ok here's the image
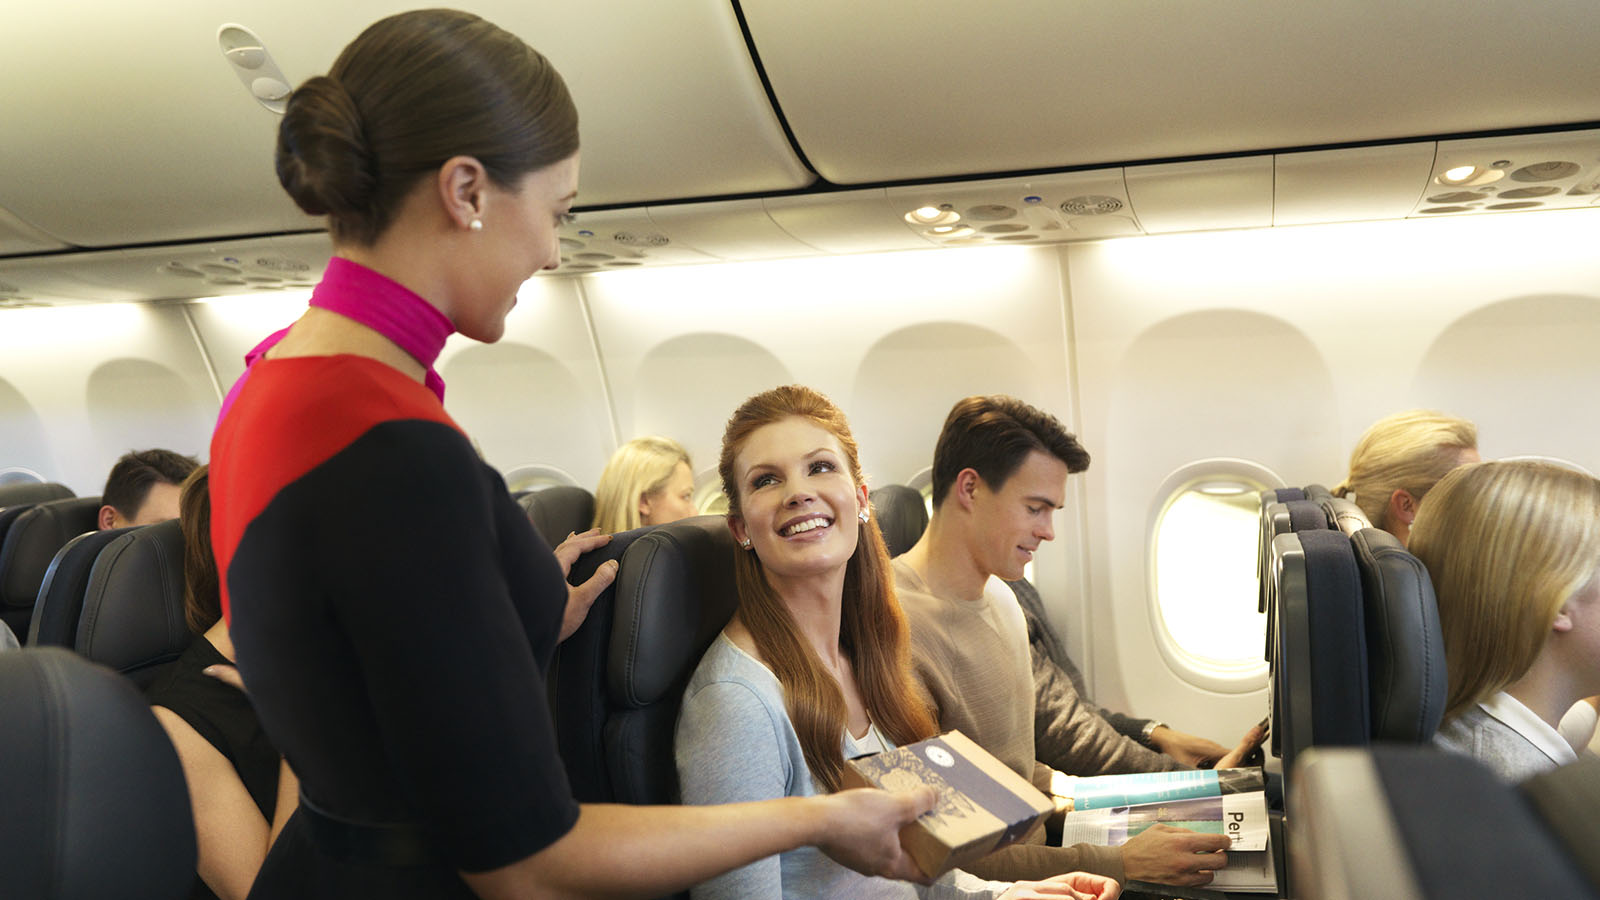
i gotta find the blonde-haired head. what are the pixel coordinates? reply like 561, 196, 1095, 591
591, 436, 692, 534
1333, 410, 1478, 536
1408, 459, 1600, 720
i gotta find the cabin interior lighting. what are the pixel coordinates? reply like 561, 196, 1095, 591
927, 224, 974, 238
1436, 165, 1505, 187
904, 206, 961, 227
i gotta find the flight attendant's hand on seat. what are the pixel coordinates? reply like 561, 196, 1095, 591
1118, 823, 1229, 886
551, 528, 616, 641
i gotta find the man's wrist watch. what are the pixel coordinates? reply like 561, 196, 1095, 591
1140, 720, 1165, 747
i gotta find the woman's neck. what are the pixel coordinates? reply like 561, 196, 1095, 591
767, 571, 847, 669
1506, 651, 1589, 729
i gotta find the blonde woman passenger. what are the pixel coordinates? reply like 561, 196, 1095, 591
593, 436, 698, 533
1409, 460, 1600, 782
1332, 409, 1479, 546
675, 385, 1119, 900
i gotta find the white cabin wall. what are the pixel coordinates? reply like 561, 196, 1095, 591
0, 303, 218, 494
1067, 206, 1600, 741
577, 245, 1086, 610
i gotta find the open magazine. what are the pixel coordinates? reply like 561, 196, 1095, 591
1054, 768, 1277, 893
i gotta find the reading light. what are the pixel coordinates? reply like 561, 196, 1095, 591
903, 205, 961, 227
927, 224, 974, 238
1436, 165, 1505, 187
1441, 165, 1478, 184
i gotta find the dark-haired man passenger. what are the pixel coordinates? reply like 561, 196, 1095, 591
97, 448, 199, 530
893, 395, 1261, 888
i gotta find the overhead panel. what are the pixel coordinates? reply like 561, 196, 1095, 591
1411, 130, 1600, 220
738, 0, 1600, 184
0, 1, 811, 248
555, 211, 719, 274
886, 170, 1140, 246
0, 234, 332, 306
646, 200, 822, 262
763, 190, 934, 255
1124, 158, 1273, 234
1274, 144, 1438, 227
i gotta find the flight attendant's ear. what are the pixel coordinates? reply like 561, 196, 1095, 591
437, 155, 489, 231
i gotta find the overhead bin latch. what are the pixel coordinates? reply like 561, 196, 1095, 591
217, 24, 293, 115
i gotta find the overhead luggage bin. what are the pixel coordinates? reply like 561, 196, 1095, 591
0, 1, 812, 248
738, 0, 1600, 184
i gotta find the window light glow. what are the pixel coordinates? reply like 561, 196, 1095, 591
1154, 488, 1267, 666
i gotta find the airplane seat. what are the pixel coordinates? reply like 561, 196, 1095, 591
0, 647, 196, 900
1291, 746, 1599, 899
0, 503, 42, 575
517, 485, 596, 547
870, 483, 928, 558
27, 526, 136, 647
548, 522, 659, 803
605, 516, 739, 809
0, 496, 102, 642
1320, 495, 1372, 536
74, 519, 190, 688
1269, 488, 1307, 502
1302, 483, 1335, 505
1269, 528, 1368, 784
1349, 528, 1446, 743
0, 481, 75, 507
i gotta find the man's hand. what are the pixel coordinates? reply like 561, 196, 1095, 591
1147, 726, 1230, 768
553, 528, 616, 642
1213, 722, 1268, 770
1000, 872, 1122, 899
814, 787, 938, 884
1119, 824, 1229, 886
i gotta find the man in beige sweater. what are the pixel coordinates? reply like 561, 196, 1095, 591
893, 394, 1237, 889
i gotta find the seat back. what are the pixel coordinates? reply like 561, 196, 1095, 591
605, 517, 740, 807
0, 497, 102, 640
0, 647, 196, 900
0, 481, 74, 507
1349, 528, 1446, 742
1291, 746, 1598, 899
1269, 528, 1368, 781
518, 485, 597, 546
870, 484, 927, 558
75, 519, 190, 688
28, 527, 136, 647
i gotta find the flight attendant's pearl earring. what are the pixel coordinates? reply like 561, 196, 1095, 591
468, 219, 483, 232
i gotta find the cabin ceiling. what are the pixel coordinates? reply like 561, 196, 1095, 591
1, 0, 1598, 303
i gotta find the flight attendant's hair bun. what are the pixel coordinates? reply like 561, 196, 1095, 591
275, 75, 376, 221
269, 9, 578, 248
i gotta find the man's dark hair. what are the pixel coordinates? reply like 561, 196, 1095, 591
102, 449, 199, 520
930, 396, 1090, 507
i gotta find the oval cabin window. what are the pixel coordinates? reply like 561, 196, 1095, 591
1147, 460, 1279, 692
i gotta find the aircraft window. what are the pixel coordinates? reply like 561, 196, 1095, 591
1148, 459, 1279, 692
502, 464, 580, 494
0, 467, 46, 486
693, 467, 728, 516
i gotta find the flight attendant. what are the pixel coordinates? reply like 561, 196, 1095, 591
209, 10, 935, 898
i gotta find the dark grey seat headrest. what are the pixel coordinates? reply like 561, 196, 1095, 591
518, 486, 597, 547
1349, 528, 1446, 742
0, 497, 103, 639
608, 516, 738, 709
1283, 498, 1330, 532
76, 519, 190, 688
0, 481, 75, 507
28, 527, 136, 647
0, 647, 196, 900
1322, 495, 1373, 536
871, 484, 928, 558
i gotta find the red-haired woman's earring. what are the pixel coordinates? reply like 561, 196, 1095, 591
740, 538, 752, 550
858, 510, 869, 524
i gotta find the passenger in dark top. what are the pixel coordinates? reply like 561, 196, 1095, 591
207, 10, 938, 899
147, 465, 298, 900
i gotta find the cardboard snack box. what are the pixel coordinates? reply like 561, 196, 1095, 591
843, 730, 1053, 878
